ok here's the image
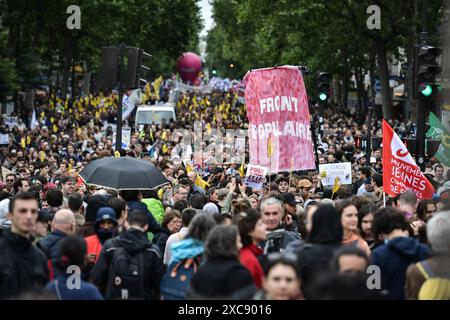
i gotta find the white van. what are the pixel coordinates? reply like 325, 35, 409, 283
135, 103, 176, 126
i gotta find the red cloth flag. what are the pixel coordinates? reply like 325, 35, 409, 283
382, 120, 434, 199
244, 66, 315, 172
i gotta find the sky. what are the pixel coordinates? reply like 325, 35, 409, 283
199, 0, 214, 38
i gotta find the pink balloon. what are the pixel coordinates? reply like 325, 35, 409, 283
176, 52, 202, 83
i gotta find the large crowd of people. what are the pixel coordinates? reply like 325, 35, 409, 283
1, 86, 450, 300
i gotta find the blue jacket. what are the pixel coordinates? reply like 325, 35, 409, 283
371, 237, 430, 299
170, 238, 204, 266
127, 201, 162, 234
46, 275, 103, 300
39, 230, 69, 273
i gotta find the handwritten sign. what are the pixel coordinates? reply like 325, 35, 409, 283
318, 162, 352, 186
244, 164, 268, 191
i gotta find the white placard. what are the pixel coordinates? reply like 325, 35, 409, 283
0, 134, 9, 145
244, 164, 268, 191
318, 162, 352, 186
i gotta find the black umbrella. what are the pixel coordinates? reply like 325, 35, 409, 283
79, 157, 169, 190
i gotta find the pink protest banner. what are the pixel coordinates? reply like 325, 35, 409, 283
244, 66, 315, 172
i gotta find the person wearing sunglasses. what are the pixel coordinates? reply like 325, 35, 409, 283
253, 252, 303, 300
4, 173, 16, 195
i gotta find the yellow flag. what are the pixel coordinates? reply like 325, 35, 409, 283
239, 159, 245, 178
267, 135, 273, 158
53, 124, 58, 133
21, 137, 26, 149
162, 144, 168, 154
26, 136, 31, 145
77, 127, 82, 136
150, 130, 154, 141
50, 117, 55, 123
40, 151, 45, 162
161, 131, 167, 140
185, 163, 194, 173
114, 151, 120, 158
332, 176, 341, 194
195, 175, 209, 189
68, 162, 72, 173
153, 76, 163, 100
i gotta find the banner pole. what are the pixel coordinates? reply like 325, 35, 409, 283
383, 192, 386, 207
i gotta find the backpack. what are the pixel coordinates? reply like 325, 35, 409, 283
105, 243, 160, 300
416, 260, 450, 300
264, 229, 300, 254
160, 255, 202, 300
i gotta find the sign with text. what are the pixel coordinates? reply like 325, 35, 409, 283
244, 164, 268, 191
318, 162, 352, 186
244, 66, 315, 173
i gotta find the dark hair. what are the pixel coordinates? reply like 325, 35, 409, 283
234, 208, 261, 247
416, 199, 436, 222
371, 173, 383, 188
45, 188, 63, 207
12, 178, 28, 193
107, 197, 127, 221
358, 204, 377, 238
213, 213, 232, 224
9, 192, 38, 213
263, 252, 301, 279
181, 208, 197, 227
68, 193, 83, 212
56, 236, 86, 271
207, 187, 219, 199
331, 246, 369, 272
205, 225, 240, 260
106, 189, 118, 198
127, 209, 148, 228
119, 190, 140, 202
162, 210, 182, 229
358, 167, 372, 178
435, 164, 444, 172
336, 199, 357, 217
372, 207, 409, 238
186, 213, 216, 242
188, 193, 207, 209
173, 200, 188, 213
60, 175, 75, 185
275, 176, 289, 185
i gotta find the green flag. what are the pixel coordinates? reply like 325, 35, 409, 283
427, 112, 450, 166
427, 112, 446, 140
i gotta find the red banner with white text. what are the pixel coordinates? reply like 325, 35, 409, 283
382, 120, 434, 199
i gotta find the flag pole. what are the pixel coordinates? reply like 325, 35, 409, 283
288, 157, 294, 191
383, 192, 386, 207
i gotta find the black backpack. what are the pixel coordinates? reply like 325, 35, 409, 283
105, 242, 160, 300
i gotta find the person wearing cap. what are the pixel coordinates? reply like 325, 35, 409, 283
84, 207, 118, 265
297, 179, 312, 201
280, 192, 301, 233
39, 209, 76, 273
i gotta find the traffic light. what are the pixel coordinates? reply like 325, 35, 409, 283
413, 44, 442, 98
124, 47, 151, 89
317, 72, 331, 102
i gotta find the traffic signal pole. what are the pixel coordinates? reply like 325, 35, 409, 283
416, 32, 428, 171
116, 43, 126, 151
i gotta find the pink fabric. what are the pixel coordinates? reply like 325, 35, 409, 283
244, 66, 315, 173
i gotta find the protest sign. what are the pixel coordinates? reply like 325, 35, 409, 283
244, 164, 268, 191
318, 162, 352, 186
244, 65, 315, 172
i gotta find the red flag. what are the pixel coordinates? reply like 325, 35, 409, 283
382, 120, 434, 199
